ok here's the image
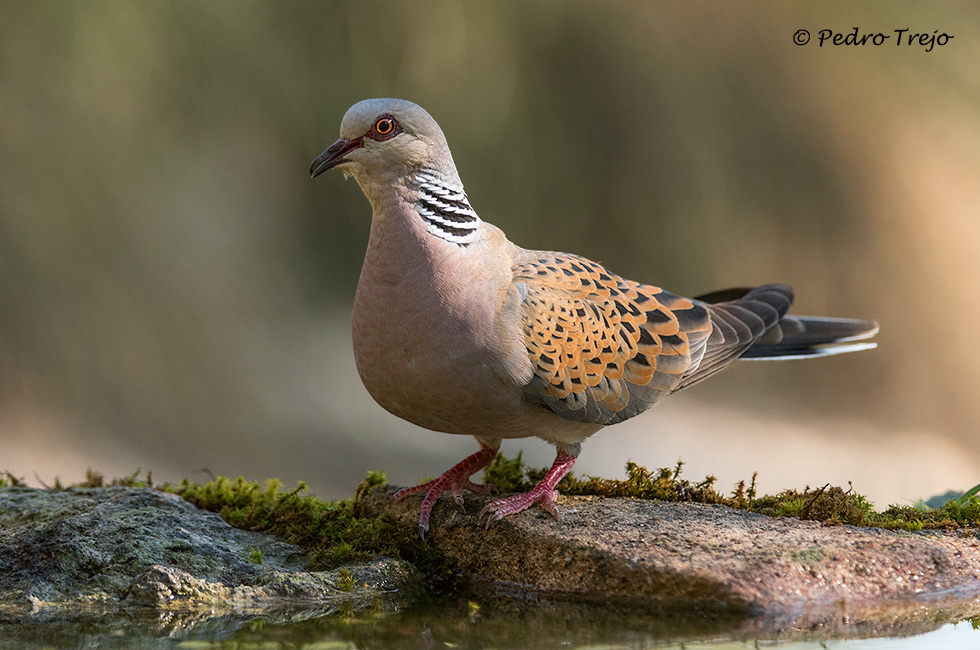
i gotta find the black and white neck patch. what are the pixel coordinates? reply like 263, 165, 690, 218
414, 170, 481, 246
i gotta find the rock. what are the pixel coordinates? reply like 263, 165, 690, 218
0, 486, 421, 613
3, 483, 979, 642
361, 487, 980, 632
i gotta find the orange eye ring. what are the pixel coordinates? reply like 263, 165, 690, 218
366, 114, 400, 141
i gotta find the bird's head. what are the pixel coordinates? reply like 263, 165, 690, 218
310, 98, 461, 192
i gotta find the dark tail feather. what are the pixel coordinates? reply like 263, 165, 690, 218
740, 315, 879, 360
693, 285, 879, 361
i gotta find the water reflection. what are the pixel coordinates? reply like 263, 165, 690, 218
0, 597, 977, 650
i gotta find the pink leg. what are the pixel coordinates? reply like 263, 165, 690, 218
480, 450, 576, 524
394, 443, 497, 538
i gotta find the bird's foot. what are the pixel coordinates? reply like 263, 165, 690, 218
480, 486, 561, 524
479, 449, 576, 526
394, 443, 498, 539
395, 477, 493, 506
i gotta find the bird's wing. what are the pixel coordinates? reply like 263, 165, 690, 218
512, 252, 713, 425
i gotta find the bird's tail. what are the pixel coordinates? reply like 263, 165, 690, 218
740, 315, 879, 360
693, 286, 879, 361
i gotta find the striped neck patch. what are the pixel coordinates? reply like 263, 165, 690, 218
414, 170, 481, 246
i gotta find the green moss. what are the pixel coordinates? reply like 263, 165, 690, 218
157, 472, 455, 582
483, 454, 730, 505
75, 468, 152, 489
553, 460, 726, 505
163, 475, 383, 570
481, 454, 980, 532
335, 569, 357, 591
750, 485, 872, 526
482, 451, 530, 493
1, 472, 25, 487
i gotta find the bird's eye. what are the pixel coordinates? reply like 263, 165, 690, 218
365, 114, 400, 142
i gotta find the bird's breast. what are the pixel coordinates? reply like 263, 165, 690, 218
350, 225, 527, 436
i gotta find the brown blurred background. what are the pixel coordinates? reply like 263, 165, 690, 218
1, 1, 977, 508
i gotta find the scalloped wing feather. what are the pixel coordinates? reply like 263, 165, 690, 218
515, 253, 714, 425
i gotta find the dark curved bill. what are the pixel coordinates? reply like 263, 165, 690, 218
310, 137, 362, 177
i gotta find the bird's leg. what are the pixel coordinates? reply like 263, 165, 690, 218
394, 441, 499, 538
480, 449, 576, 524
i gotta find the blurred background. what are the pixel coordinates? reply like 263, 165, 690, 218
1, 1, 977, 508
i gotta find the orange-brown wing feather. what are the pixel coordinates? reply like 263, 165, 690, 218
513, 253, 712, 425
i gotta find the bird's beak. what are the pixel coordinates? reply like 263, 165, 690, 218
310, 137, 363, 178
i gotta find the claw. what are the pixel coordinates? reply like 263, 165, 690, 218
480, 506, 504, 528
475, 452, 576, 524
540, 489, 560, 518
451, 481, 467, 508
396, 444, 499, 538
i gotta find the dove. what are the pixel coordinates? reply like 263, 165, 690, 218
310, 98, 878, 537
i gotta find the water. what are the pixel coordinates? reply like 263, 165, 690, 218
1, 598, 977, 650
